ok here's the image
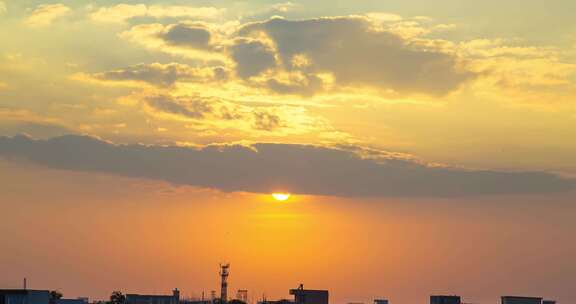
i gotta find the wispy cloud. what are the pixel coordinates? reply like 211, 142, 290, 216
73, 63, 225, 87
25, 3, 71, 28
137, 94, 326, 135
0, 107, 71, 138
0, 1, 6, 15
90, 4, 225, 23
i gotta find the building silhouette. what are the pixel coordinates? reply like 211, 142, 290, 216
125, 289, 180, 304
257, 299, 293, 304
55, 299, 88, 304
500, 296, 559, 304
431, 295, 461, 304
289, 285, 328, 304
0, 280, 561, 304
0, 289, 50, 304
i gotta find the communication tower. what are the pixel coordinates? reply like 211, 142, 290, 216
220, 264, 230, 304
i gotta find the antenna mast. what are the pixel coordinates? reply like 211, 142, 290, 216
220, 264, 230, 304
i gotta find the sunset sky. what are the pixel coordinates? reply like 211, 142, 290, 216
1, 1, 576, 304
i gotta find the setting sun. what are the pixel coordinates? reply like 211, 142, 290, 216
272, 193, 291, 201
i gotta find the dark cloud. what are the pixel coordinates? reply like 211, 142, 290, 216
146, 95, 213, 119
142, 95, 287, 131
90, 63, 201, 87
0, 135, 573, 198
212, 66, 229, 81
219, 106, 243, 120
160, 23, 212, 49
84, 63, 230, 87
253, 111, 282, 131
266, 74, 323, 95
229, 38, 277, 78
239, 16, 473, 95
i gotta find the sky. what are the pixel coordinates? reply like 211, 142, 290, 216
1, 0, 576, 303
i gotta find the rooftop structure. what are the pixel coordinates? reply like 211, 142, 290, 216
125, 289, 180, 304
501, 296, 543, 304
430, 295, 461, 304
289, 285, 328, 304
0, 289, 50, 304
257, 299, 293, 304
55, 299, 88, 304
181, 300, 211, 304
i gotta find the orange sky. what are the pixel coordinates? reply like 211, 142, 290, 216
1, 161, 575, 304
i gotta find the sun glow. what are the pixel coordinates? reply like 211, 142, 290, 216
272, 193, 291, 201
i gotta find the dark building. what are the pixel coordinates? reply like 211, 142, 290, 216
542, 301, 556, 304
289, 285, 328, 304
55, 299, 88, 304
181, 300, 211, 304
125, 289, 180, 304
501, 297, 542, 304
374, 299, 388, 304
0, 289, 50, 304
258, 300, 294, 304
430, 296, 461, 304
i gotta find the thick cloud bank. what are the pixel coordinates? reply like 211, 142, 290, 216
0, 135, 573, 197
237, 17, 472, 95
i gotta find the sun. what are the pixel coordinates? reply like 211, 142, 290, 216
271, 193, 291, 201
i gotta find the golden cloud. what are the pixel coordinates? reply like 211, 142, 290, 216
25, 3, 71, 28
137, 93, 336, 136
457, 39, 576, 106
119, 23, 229, 61
0, 107, 72, 138
90, 4, 225, 23
117, 15, 473, 96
